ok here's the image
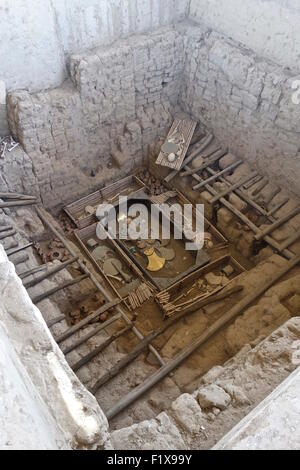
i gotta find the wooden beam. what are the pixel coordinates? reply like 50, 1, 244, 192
55, 298, 121, 344
254, 206, 300, 241
46, 315, 66, 328
192, 160, 242, 190
31, 273, 89, 304
0, 200, 36, 208
0, 192, 36, 201
72, 324, 132, 372
180, 148, 227, 177
62, 313, 121, 355
19, 264, 48, 280
164, 133, 214, 183
91, 285, 243, 394
210, 172, 258, 205
106, 253, 300, 420
23, 257, 78, 288
7, 243, 33, 256
0, 229, 16, 240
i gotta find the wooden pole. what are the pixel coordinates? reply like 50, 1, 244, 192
106, 253, 300, 420
55, 298, 121, 344
91, 285, 243, 394
62, 313, 121, 355
278, 231, 300, 252
35, 207, 165, 366
254, 206, 300, 241
46, 315, 66, 328
180, 148, 227, 177
7, 243, 33, 256
0, 200, 36, 208
19, 264, 48, 279
23, 256, 78, 288
210, 172, 258, 204
0, 192, 36, 200
192, 160, 242, 190
266, 197, 289, 217
0, 225, 13, 233
31, 273, 89, 304
0, 229, 16, 240
187, 165, 294, 259
72, 324, 133, 372
164, 134, 214, 183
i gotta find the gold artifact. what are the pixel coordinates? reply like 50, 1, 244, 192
144, 247, 166, 272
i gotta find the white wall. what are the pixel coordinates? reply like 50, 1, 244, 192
189, 0, 300, 71
0, 0, 189, 92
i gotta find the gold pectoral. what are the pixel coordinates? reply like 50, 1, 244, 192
144, 247, 166, 272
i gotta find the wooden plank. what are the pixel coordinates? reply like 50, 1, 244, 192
156, 118, 197, 170
106, 253, 300, 420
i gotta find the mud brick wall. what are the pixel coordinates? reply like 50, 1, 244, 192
179, 24, 300, 197
6, 27, 184, 208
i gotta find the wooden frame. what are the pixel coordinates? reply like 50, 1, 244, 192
64, 175, 146, 229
